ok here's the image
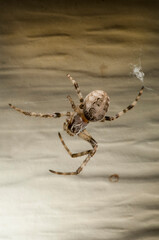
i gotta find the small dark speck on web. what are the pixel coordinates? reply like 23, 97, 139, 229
109, 174, 119, 183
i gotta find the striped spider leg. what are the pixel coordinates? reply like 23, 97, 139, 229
67, 74, 84, 109
8, 103, 72, 118
67, 74, 84, 103
104, 86, 144, 121
49, 130, 98, 175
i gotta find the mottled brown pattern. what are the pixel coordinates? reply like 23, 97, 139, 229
83, 90, 110, 122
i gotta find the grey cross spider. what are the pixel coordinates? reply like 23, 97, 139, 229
9, 74, 144, 175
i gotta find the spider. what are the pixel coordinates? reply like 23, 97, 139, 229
9, 74, 144, 175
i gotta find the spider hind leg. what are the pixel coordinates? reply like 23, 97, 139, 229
49, 152, 95, 175
49, 130, 98, 175
58, 132, 92, 158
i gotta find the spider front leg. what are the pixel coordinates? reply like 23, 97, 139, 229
67, 95, 78, 112
49, 130, 98, 175
104, 86, 144, 121
67, 74, 84, 104
9, 104, 71, 118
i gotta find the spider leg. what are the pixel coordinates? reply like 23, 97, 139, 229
67, 74, 84, 103
67, 95, 78, 111
58, 132, 92, 157
9, 104, 71, 118
104, 86, 144, 121
49, 130, 98, 175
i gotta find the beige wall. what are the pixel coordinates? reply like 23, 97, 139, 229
0, 1, 158, 240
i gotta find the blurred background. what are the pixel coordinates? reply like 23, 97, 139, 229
0, 0, 159, 239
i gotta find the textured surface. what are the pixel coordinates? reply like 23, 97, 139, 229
0, 1, 159, 239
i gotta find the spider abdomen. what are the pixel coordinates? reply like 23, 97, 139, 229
83, 90, 110, 122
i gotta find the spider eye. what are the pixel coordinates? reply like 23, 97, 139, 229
83, 90, 110, 122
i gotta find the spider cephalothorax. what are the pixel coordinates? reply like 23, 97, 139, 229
64, 113, 88, 136
9, 74, 144, 175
